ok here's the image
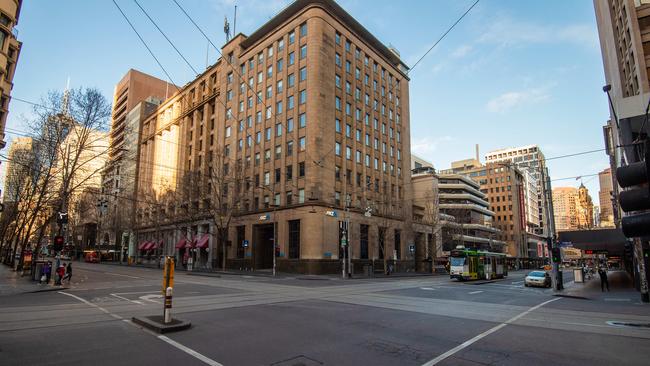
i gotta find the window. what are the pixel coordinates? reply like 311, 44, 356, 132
289, 31, 295, 44
226, 108, 232, 119
335, 32, 341, 44
266, 106, 272, 119
287, 140, 294, 156
278, 38, 284, 51
275, 168, 281, 182
266, 85, 272, 99
300, 45, 307, 59
335, 74, 341, 88
335, 166, 341, 181
335, 97, 341, 110
298, 189, 305, 203
276, 123, 283, 137
225, 126, 231, 137
299, 113, 306, 128
360, 224, 369, 259
288, 52, 295, 65
356, 150, 361, 163
355, 67, 360, 79
288, 220, 300, 258
300, 22, 307, 37
345, 103, 351, 115
277, 59, 283, 72
255, 153, 260, 166
335, 53, 341, 67
299, 67, 307, 81
299, 90, 307, 104
355, 88, 361, 100
276, 101, 283, 114
345, 124, 351, 137
268, 45, 274, 58
365, 154, 370, 167
335, 191, 341, 206
265, 149, 271, 161
277, 80, 283, 93
226, 89, 233, 101
299, 162, 305, 177
299, 137, 306, 151
345, 60, 351, 73
356, 129, 361, 141
264, 171, 270, 185
345, 40, 351, 52
346, 146, 352, 160
288, 118, 294, 132
335, 118, 341, 133
287, 95, 294, 109
227, 72, 233, 84
265, 127, 272, 141
286, 165, 293, 180
258, 72, 263, 84
335, 142, 341, 156
256, 111, 262, 123
355, 48, 361, 59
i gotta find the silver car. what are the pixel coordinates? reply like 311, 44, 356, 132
524, 271, 551, 288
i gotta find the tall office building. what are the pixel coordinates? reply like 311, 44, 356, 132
485, 145, 555, 238
99, 69, 172, 252
598, 167, 615, 227
0, 0, 22, 149
552, 185, 595, 232
134, 0, 411, 274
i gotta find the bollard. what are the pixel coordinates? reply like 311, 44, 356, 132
164, 287, 173, 324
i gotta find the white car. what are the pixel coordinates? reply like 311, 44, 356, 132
524, 271, 551, 288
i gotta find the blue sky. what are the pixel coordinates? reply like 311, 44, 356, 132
4, 0, 609, 203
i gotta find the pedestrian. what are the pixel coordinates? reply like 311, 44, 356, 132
55, 264, 66, 286
598, 267, 609, 292
43, 262, 52, 284
63, 262, 72, 283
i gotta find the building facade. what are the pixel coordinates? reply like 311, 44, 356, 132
0, 0, 21, 149
134, 0, 412, 274
2, 136, 31, 203
598, 167, 615, 227
552, 186, 594, 232
100, 69, 171, 258
485, 145, 555, 239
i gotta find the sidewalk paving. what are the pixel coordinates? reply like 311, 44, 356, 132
0, 264, 69, 296
557, 270, 642, 302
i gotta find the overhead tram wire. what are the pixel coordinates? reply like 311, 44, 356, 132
132, 0, 200, 75
112, 0, 181, 93
408, 0, 480, 73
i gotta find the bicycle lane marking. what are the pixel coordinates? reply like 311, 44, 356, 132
421, 297, 561, 366
59, 291, 223, 366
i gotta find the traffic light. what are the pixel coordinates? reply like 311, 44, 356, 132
53, 236, 64, 252
624, 241, 634, 261
552, 247, 561, 263
616, 142, 650, 238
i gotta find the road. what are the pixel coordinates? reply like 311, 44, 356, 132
1, 262, 649, 365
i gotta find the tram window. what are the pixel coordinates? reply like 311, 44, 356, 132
450, 257, 465, 266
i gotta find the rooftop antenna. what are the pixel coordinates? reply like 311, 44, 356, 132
224, 16, 231, 42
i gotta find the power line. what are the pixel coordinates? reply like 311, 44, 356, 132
111, 0, 181, 92
132, 0, 199, 75
551, 173, 599, 182
408, 0, 480, 73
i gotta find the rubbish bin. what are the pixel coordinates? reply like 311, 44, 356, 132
573, 268, 584, 283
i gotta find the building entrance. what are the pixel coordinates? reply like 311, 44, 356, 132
254, 224, 274, 269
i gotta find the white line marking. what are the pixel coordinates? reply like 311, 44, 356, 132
420, 287, 435, 290
139, 294, 163, 304
61, 292, 223, 366
511, 281, 524, 284
158, 335, 224, 366
421, 297, 560, 365
103, 272, 141, 279
468, 291, 483, 295
110, 293, 144, 305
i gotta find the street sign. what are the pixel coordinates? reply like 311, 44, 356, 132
243, 240, 249, 248
258, 214, 270, 221
325, 210, 338, 217
408, 245, 415, 253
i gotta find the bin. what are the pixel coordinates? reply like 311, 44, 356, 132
573, 268, 584, 283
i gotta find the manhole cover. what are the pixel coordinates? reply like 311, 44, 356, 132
269, 355, 323, 366
606, 321, 650, 328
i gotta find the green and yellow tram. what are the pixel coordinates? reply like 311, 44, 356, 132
449, 248, 507, 281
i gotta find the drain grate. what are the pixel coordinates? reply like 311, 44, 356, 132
606, 321, 650, 328
269, 355, 323, 366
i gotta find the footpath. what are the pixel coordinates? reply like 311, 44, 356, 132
557, 270, 643, 303
0, 263, 69, 296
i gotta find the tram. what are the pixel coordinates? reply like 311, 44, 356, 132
449, 248, 507, 281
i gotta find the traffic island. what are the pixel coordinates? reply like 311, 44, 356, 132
132, 315, 191, 334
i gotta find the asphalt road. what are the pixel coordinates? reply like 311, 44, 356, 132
1, 261, 648, 366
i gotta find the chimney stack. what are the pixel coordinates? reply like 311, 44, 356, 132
475, 144, 480, 162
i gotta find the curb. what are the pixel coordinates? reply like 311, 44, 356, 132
132, 316, 191, 333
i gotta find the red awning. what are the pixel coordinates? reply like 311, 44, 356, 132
196, 234, 210, 249
149, 241, 160, 250
138, 241, 149, 250
144, 242, 155, 251
175, 238, 187, 249
185, 239, 196, 249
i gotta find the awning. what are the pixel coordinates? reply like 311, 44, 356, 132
138, 241, 149, 250
143, 242, 154, 251
196, 234, 210, 249
149, 241, 160, 250
185, 238, 196, 249
175, 238, 187, 249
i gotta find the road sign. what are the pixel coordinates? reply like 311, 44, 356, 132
243, 240, 249, 248
325, 210, 338, 217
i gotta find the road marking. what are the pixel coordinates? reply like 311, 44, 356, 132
61, 291, 223, 366
468, 291, 483, 295
103, 272, 141, 279
511, 281, 524, 285
110, 293, 144, 305
420, 287, 435, 290
139, 294, 163, 304
421, 297, 561, 366
158, 335, 224, 366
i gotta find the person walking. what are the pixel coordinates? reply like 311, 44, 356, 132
63, 262, 72, 283
43, 262, 52, 284
55, 264, 66, 286
598, 267, 609, 292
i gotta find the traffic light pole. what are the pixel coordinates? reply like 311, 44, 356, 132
634, 238, 649, 303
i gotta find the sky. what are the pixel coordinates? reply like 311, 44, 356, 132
3, 0, 610, 205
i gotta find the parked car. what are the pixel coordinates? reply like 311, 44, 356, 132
524, 271, 551, 288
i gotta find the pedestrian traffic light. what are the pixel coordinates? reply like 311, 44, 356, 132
616, 141, 650, 238
53, 236, 64, 252
552, 247, 561, 263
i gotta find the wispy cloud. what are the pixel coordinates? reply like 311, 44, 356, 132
478, 17, 599, 49
411, 135, 454, 157
451, 44, 473, 58
486, 87, 550, 113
